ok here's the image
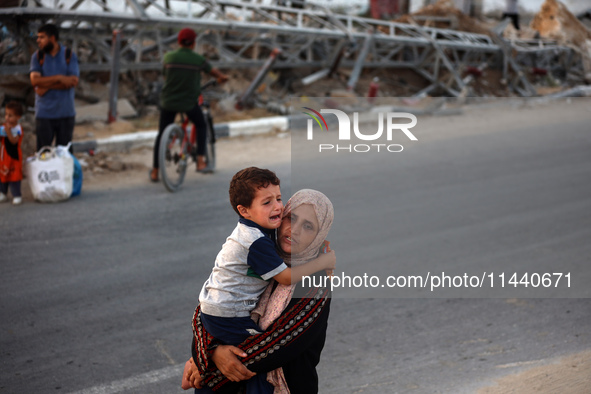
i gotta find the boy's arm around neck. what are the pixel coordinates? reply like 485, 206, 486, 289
273, 250, 336, 285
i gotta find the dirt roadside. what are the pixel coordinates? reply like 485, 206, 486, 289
64, 131, 289, 196
478, 350, 591, 394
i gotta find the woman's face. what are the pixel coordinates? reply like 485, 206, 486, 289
278, 204, 319, 256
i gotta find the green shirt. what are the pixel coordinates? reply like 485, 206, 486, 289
160, 47, 212, 112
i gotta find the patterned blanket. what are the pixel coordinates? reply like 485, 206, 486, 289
192, 286, 329, 391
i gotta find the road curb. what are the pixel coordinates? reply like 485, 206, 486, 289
72, 116, 289, 153
72, 108, 462, 154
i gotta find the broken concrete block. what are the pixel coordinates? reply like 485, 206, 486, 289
76, 99, 138, 124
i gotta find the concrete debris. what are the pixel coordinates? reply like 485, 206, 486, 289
395, 0, 492, 37
0, 75, 33, 101
75, 99, 138, 124
0, 74, 116, 107
75, 151, 144, 174
501, 23, 539, 41
75, 80, 102, 104
387, 0, 590, 98
2, 0, 590, 139
18, 123, 37, 160
545, 85, 591, 98
104, 120, 136, 134
531, 0, 591, 82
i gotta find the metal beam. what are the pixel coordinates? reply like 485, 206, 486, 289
0, 0, 584, 97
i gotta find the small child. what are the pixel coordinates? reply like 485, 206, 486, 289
186, 167, 335, 393
0, 101, 24, 205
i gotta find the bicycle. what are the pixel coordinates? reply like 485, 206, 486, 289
158, 80, 217, 192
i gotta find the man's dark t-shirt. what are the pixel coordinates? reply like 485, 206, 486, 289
160, 47, 212, 112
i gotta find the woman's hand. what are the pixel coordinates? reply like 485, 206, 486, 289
181, 358, 203, 390
211, 345, 256, 382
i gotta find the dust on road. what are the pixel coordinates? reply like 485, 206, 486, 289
478, 350, 591, 394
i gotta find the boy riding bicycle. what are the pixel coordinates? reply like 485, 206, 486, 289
151, 27, 228, 182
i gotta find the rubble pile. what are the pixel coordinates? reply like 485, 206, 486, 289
387, 0, 591, 96
19, 116, 37, 159
384, 0, 507, 96
501, 23, 539, 42
76, 151, 145, 175
0, 75, 34, 110
2, 0, 591, 144
395, 0, 492, 36
530, 0, 591, 82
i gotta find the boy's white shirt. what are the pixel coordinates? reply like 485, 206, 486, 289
198, 220, 287, 318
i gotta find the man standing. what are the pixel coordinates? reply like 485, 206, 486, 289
29, 24, 79, 151
150, 27, 228, 182
502, 0, 520, 30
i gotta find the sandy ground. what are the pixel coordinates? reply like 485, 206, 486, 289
80, 131, 290, 192
478, 350, 591, 394
13, 130, 290, 202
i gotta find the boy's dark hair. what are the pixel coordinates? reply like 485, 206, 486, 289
229, 167, 280, 217
38, 24, 59, 40
5, 101, 23, 117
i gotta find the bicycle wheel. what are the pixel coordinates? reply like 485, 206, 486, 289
203, 111, 216, 171
159, 123, 188, 192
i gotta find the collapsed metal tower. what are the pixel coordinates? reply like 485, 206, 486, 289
0, 0, 583, 97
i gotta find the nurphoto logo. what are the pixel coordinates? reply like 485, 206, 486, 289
302, 108, 418, 153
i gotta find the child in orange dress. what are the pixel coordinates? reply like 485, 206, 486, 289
0, 101, 24, 205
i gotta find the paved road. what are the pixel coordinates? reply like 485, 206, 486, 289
1, 100, 590, 393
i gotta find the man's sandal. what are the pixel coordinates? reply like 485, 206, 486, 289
149, 169, 159, 182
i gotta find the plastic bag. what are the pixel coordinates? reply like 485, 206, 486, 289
71, 154, 83, 197
25, 144, 74, 202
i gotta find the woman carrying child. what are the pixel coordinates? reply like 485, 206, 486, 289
0, 101, 24, 205
186, 189, 335, 393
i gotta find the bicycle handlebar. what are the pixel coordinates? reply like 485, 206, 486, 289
201, 80, 218, 91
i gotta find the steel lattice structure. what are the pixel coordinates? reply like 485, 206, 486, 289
0, 0, 584, 97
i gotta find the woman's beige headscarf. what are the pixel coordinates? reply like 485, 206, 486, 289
278, 188, 334, 268
251, 189, 334, 393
